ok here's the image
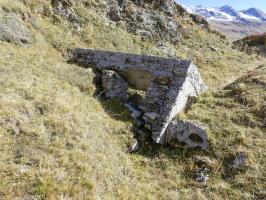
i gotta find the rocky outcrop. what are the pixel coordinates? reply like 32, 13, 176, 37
51, 0, 74, 16
50, 0, 81, 30
72, 48, 208, 147
105, 0, 189, 44
232, 152, 248, 169
0, 15, 33, 45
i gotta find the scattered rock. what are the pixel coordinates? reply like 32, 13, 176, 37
143, 111, 159, 130
209, 46, 218, 52
55, 171, 68, 182
124, 103, 142, 119
158, 0, 177, 16
194, 167, 209, 185
18, 165, 30, 175
232, 152, 248, 169
156, 42, 176, 57
108, 6, 122, 22
190, 14, 209, 28
127, 138, 140, 153
166, 120, 208, 150
143, 112, 158, 121
20, 12, 35, 24
51, 0, 74, 16
136, 30, 153, 41
51, 0, 81, 30
0, 15, 33, 45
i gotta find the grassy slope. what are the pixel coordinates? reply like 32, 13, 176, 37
233, 33, 266, 57
209, 21, 266, 41
0, 0, 265, 199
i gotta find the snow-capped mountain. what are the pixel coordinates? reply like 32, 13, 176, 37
185, 5, 266, 23
219, 5, 239, 19
183, 4, 266, 40
242, 8, 266, 21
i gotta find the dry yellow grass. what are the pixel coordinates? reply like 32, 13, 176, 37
0, 1, 265, 199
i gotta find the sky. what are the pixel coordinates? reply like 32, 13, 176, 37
177, 0, 266, 12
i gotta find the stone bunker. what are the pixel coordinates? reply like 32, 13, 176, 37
72, 48, 208, 150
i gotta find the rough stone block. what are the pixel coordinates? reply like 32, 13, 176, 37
165, 120, 208, 150
101, 70, 128, 100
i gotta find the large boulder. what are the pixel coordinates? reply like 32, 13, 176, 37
166, 120, 208, 150
0, 15, 33, 45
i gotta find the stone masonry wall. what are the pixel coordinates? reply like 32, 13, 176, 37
72, 48, 208, 147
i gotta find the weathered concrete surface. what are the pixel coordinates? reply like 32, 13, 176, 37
141, 63, 207, 144
72, 48, 194, 90
102, 70, 128, 100
72, 48, 208, 145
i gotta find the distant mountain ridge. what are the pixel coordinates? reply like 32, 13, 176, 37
183, 4, 266, 40
185, 5, 266, 22
243, 8, 266, 21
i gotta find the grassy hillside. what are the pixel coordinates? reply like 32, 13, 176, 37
209, 21, 266, 41
0, 0, 265, 199
234, 33, 266, 57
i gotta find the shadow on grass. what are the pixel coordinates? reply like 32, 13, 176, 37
134, 139, 215, 161
90, 68, 134, 123
100, 98, 133, 123
95, 90, 210, 161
